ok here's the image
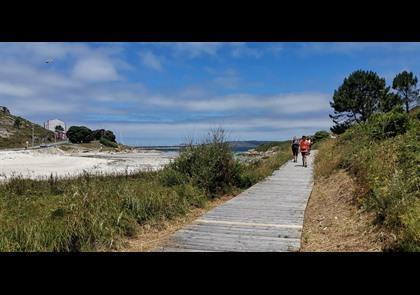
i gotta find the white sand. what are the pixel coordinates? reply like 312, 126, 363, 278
0, 148, 178, 181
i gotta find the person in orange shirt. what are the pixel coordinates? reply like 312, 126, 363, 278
299, 136, 310, 167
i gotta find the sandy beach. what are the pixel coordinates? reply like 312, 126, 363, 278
0, 147, 178, 181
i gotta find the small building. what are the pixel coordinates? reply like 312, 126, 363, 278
44, 119, 67, 140
55, 130, 67, 140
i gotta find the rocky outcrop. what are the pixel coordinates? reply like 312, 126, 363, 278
0, 106, 10, 115
235, 146, 280, 164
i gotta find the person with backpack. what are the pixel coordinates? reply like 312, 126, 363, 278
291, 136, 300, 162
299, 135, 310, 167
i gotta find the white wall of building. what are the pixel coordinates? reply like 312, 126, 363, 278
44, 119, 66, 132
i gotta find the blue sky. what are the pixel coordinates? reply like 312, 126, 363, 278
0, 42, 419, 145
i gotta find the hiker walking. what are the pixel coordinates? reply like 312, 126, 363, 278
291, 136, 299, 163
307, 136, 312, 155
299, 136, 310, 167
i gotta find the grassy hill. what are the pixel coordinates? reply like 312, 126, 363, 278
0, 107, 54, 149
315, 106, 419, 251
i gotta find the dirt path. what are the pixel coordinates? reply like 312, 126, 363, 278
300, 170, 389, 252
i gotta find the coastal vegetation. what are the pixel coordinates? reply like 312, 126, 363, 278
66, 126, 116, 146
312, 69, 419, 251
254, 141, 285, 152
0, 128, 291, 251
329, 70, 418, 134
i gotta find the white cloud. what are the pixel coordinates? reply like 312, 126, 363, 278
148, 92, 329, 114
230, 43, 263, 58
298, 42, 420, 56
72, 57, 120, 82
0, 43, 94, 66
20, 42, 85, 59
0, 82, 34, 97
179, 86, 208, 99
0, 62, 81, 89
213, 76, 241, 89
166, 42, 223, 58
267, 44, 284, 54
103, 117, 331, 133
9, 97, 81, 115
155, 42, 282, 61
139, 50, 163, 71
87, 85, 146, 102
213, 68, 241, 89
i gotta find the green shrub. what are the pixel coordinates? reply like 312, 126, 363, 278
367, 107, 410, 139
159, 167, 189, 187
330, 121, 352, 134
312, 130, 330, 143
170, 128, 239, 197
66, 126, 94, 143
235, 165, 260, 188
100, 136, 118, 148
93, 129, 116, 142
14, 117, 23, 129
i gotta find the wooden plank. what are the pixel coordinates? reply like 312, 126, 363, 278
161, 243, 292, 252
168, 237, 299, 250
200, 216, 304, 224
167, 238, 299, 252
174, 229, 301, 242
195, 219, 303, 229
182, 225, 301, 239
156, 247, 220, 252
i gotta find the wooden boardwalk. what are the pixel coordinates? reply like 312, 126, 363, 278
154, 151, 316, 252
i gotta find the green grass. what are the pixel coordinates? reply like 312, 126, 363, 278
99, 137, 118, 148
58, 141, 125, 152
315, 107, 420, 251
254, 141, 287, 152
236, 142, 291, 187
0, 130, 291, 252
0, 172, 204, 251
